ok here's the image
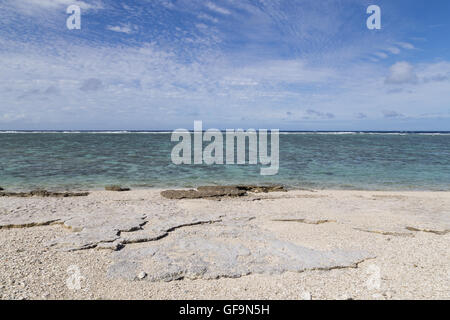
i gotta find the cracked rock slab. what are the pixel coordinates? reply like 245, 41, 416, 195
46, 211, 147, 251
62, 212, 147, 233
120, 215, 224, 245
48, 227, 121, 251
108, 225, 372, 282
46, 211, 223, 251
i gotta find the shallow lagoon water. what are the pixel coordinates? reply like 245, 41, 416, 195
0, 132, 449, 191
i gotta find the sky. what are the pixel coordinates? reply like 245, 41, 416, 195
0, 0, 449, 130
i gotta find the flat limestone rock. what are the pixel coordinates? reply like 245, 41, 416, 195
42, 207, 222, 251
62, 212, 146, 232
120, 214, 224, 244
46, 211, 147, 251
48, 227, 121, 251
0, 209, 147, 251
108, 225, 372, 282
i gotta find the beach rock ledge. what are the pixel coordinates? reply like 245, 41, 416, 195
161, 185, 286, 199
105, 185, 131, 192
0, 190, 89, 197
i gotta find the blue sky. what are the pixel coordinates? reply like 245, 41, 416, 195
0, 0, 449, 130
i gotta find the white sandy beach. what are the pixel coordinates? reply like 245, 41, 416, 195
0, 188, 449, 300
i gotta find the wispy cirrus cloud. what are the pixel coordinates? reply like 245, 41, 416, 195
205, 2, 231, 15
107, 23, 137, 34
396, 42, 415, 50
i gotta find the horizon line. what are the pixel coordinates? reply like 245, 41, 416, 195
1, 130, 450, 133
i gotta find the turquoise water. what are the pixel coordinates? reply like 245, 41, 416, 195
0, 132, 449, 191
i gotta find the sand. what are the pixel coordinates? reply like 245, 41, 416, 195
0, 189, 449, 300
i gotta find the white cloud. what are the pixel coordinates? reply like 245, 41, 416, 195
107, 24, 137, 34
396, 42, 415, 50
385, 62, 418, 84
374, 52, 388, 59
2, 38, 450, 128
197, 13, 219, 23
205, 2, 230, 15
372, 41, 416, 60
387, 47, 401, 54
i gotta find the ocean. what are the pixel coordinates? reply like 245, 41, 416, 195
0, 131, 449, 191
